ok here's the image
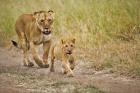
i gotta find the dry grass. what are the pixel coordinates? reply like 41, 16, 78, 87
81, 40, 140, 77
0, 0, 140, 77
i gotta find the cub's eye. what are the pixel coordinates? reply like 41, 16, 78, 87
40, 19, 44, 22
70, 44, 73, 47
65, 45, 68, 47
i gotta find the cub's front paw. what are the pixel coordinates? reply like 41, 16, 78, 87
67, 73, 74, 77
50, 67, 55, 72
62, 69, 68, 74
23, 62, 34, 67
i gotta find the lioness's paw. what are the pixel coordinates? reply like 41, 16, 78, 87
27, 62, 34, 67
38, 64, 44, 68
63, 71, 67, 74
43, 64, 49, 68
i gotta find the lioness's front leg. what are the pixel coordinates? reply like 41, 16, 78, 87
18, 33, 34, 67
23, 49, 34, 67
30, 42, 44, 67
50, 56, 55, 72
43, 41, 51, 68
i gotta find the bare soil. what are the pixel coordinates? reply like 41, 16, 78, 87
0, 47, 140, 93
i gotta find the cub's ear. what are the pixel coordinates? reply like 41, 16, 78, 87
48, 9, 54, 13
61, 39, 65, 44
71, 38, 76, 44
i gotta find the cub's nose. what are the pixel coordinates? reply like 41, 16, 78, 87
67, 50, 72, 54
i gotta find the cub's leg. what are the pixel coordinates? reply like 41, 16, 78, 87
43, 41, 51, 68
30, 42, 44, 67
62, 59, 74, 77
69, 56, 75, 70
62, 63, 68, 74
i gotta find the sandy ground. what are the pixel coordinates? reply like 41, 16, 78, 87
0, 47, 140, 93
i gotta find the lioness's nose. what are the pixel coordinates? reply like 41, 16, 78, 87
44, 28, 49, 31
45, 28, 49, 30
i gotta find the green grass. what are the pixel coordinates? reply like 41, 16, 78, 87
0, 0, 140, 77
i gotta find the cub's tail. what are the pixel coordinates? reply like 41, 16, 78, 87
11, 40, 19, 48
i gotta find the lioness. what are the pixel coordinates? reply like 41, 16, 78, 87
50, 38, 76, 77
12, 10, 55, 67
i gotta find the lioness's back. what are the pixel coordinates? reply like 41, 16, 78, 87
15, 14, 34, 33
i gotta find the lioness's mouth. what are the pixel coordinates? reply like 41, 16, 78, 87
42, 31, 51, 35
66, 52, 72, 55
42, 28, 51, 35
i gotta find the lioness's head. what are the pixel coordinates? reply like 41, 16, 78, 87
61, 38, 76, 55
33, 10, 54, 35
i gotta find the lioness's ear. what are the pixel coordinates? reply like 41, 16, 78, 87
48, 9, 55, 18
34, 11, 38, 15
33, 11, 39, 19
72, 38, 76, 44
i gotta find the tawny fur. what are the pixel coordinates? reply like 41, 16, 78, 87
50, 38, 76, 77
13, 10, 54, 67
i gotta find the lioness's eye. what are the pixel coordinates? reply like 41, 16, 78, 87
65, 45, 68, 47
48, 19, 51, 22
40, 19, 44, 22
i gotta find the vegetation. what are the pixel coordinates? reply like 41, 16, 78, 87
0, 0, 140, 77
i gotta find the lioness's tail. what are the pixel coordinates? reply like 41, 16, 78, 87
11, 40, 19, 48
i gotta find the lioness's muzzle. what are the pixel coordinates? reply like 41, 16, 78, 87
42, 28, 51, 35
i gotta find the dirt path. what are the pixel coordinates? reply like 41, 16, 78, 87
0, 47, 140, 93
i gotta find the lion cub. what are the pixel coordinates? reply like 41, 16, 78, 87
50, 38, 76, 77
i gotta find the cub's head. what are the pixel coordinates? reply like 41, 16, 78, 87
61, 38, 76, 55
33, 10, 55, 35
